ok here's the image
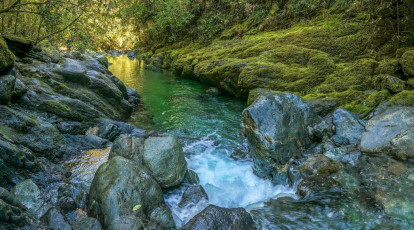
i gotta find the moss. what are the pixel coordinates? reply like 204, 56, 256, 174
0, 38, 15, 73
400, 50, 414, 77
389, 90, 414, 106
374, 75, 405, 93
39, 100, 84, 121
376, 59, 400, 75
247, 88, 282, 105
408, 78, 414, 88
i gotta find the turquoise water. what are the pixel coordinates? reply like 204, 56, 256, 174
107, 55, 295, 227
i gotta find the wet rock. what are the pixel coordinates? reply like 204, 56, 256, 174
72, 217, 103, 230
126, 87, 140, 105
96, 55, 109, 68
88, 156, 174, 230
332, 109, 364, 146
13, 179, 51, 219
143, 136, 187, 188
206, 87, 219, 96
58, 184, 86, 211
242, 92, 319, 182
182, 205, 256, 230
108, 135, 145, 164
0, 187, 24, 209
179, 185, 208, 208
97, 119, 146, 141
331, 135, 350, 146
374, 75, 405, 93
183, 170, 200, 185
361, 106, 414, 159
300, 154, 342, 176
0, 199, 22, 223
40, 207, 71, 230
297, 175, 342, 197
0, 38, 15, 73
0, 75, 16, 105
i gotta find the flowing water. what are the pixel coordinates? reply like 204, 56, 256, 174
105, 55, 296, 226
65, 55, 414, 229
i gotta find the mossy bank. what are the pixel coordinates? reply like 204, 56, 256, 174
142, 8, 414, 117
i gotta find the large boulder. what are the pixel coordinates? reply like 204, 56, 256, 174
361, 106, 414, 159
12, 180, 51, 219
332, 109, 365, 146
0, 75, 16, 105
0, 38, 15, 73
182, 205, 256, 230
88, 156, 175, 230
108, 135, 145, 164
242, 92, 319, 182
143, 136, 187, 188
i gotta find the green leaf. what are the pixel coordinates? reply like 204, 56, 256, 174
132, 204, 142, 212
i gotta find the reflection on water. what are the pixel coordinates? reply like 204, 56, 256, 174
65, 148, 111, 184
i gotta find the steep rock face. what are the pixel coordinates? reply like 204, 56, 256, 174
182, 205, 256, 230
361, 106, 414, 159
242, 92, 319, 182
88, 156, 175, 230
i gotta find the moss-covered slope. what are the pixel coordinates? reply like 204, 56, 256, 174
144, 10, 414, 116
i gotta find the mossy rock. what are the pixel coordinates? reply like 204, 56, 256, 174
408, 78, 414, 88
2, 35, 34, 57
37, 40, 61, 63
400, 50, 414, 77
374, 75, 406, 93
0, 38, 15, 73
389, 90, 414, 106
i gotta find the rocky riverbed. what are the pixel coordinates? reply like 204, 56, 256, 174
1, 34, 413, 230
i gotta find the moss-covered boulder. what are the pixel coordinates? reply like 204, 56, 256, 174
400, 50, 414, 77
374, 75, 406, 93
0, 39, 15, 73
0, 75, 16, 105
2, 35, 33, 58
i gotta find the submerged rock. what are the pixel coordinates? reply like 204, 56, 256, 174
182, 205, 256, 230
88, 156, 175, 230
300, 154, 342, 176
297, 175, 342, 197
72, 217, 103, 230
361, 106, 414, 159
242, 92, 319, 182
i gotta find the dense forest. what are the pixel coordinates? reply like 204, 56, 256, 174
1, 1, 414, 230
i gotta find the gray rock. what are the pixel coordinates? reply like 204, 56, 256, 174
308, 120, 333, 140
88, 156, 175, 230
143, 136, 187, 188
332, 109, 364, 146
361, 107, 414, 159
13, 179, 51, 219
40, 207, 71, 230
108, 135, 145, 164
179, 185, 208, 208
0, 75, 16, 105
12, 78, 27, 98
72, 217, 103, 230
182, 205, 256, 230
242, 92, 319, 182
183, 170, 200, 185
58, 184, 86, 211
126, 87, 140, 105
